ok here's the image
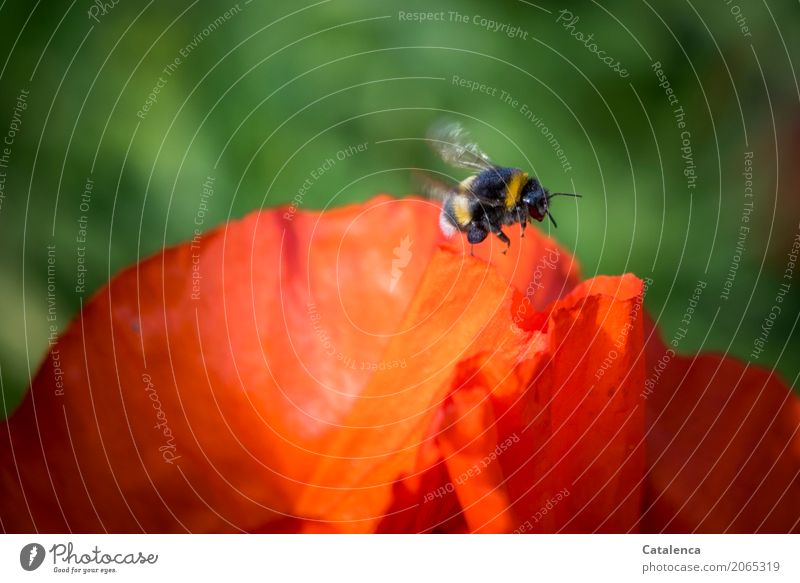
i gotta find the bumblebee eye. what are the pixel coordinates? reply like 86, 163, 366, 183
527, 198, 547, 222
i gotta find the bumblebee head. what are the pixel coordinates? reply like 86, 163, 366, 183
521, 179, 548, 222
522, 180, 581, 228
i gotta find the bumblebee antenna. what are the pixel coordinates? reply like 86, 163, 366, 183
547, 192, 582, 200
546, 210, 558, 228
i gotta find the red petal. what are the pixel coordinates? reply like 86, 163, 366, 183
378, 273, 648, 533
0, 196, 446, 532
437, 388, 515, 533
473, 274, 647, 533
292, 247, 531, 531
642, 336, 800, 532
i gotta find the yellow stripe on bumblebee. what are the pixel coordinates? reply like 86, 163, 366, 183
504, 171, 528, 210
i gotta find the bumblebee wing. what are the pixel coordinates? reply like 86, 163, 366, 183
427, 120, 495, 172
414, 169, 507, 213
413, 171, 466, 239
413, 170, 459, 202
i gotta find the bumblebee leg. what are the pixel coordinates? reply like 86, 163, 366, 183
519, 210, 527, 238
493, 228, 511, 254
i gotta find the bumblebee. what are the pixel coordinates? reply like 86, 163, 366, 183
423, 121, 580, 253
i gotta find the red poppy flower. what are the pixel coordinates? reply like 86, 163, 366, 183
1, 195, 798, 533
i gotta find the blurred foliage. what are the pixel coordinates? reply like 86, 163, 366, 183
1, 0, 799, 413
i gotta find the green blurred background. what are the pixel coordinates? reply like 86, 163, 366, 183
1, 0, 798, 414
